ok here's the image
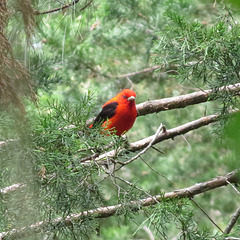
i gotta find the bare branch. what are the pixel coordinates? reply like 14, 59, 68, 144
115, 65, 162, 78
137, 83, 240, 116
91, 113, 220, 164
35, 0, 93, 15
130, 114, 219, 151
0, 170, 239, 239
224, 208, 240, 234
227, 180, 240, 195
0, 183, 26, 195
225, 238, 240, 240
86, 82, 240, 126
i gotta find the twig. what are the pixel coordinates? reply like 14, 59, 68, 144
115, 65, 162, 78
126, 76, 134, 88
224, 208, 240, 234
191, 198, 224, 233
0, 170, 238, 239
151, 146, 164, 154
115, 124, 164, 171
225, 238, 240, 240
113, 175, 159, 204
139, 156, 174, 186
181, 135, 191, 149
226, 180, 240, 195
35, 0, 93, 15
142, 226, 155, 240
102, 167, 128, 199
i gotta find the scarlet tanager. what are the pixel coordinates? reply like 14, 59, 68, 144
90, 89, 137, 136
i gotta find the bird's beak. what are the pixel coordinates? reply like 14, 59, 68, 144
128, 96, 135, 101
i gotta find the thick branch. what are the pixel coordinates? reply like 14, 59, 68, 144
130, 114, 219, 151
137, 83, 240, 116
92, 113, 220, 162
0, 170, 239, 240
35, 0, 93, 15
86, 83, 240, 126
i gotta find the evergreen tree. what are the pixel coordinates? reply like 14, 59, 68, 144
0, 1, 240, 239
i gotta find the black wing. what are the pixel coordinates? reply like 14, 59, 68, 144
93, 101, 118, 126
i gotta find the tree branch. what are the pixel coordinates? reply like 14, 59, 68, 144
35, 0, 93, 15
137, 83, 240, 116
224, 208, 240, 234
2, 84, 240, 196
86, 82, 240, 126
115, 123, 165, 169
191, 198, 224, 233
0, 111, 226, 195
89, 113, 220, 164
0, 170, 239, 240
114, 65, 162, 78
0, 183, 26, 195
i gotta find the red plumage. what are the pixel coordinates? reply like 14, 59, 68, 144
90, 89, 137, 136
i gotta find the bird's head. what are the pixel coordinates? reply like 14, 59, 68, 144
120, 89, 136, 102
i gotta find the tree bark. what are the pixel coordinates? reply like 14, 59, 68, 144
137, 83, 240, 116
0, 170, 239, 240
86, 83, 240, 126
92, 113, 220, 162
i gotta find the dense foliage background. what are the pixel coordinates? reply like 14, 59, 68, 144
0, 0, 240, 239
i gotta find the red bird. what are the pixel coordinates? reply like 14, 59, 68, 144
90, 89, 137, 136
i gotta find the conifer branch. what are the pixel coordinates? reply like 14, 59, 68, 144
86, 113, 220, 164
2, 84, 240, 193
0, 170, 239, 240
35, 0, 93, 15
0, 113, 222, 194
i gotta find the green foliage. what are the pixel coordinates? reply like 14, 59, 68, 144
153, 9, 240, 113
30, 54, 64, 92
140, 199, 217, 240
227, 0, 240, 9
1, 0, 240, 239
222, 111, 240, 170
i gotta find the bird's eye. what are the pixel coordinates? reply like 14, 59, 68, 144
123, 95, 127, 99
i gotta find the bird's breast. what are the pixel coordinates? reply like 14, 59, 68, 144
104, 102, 137, 135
